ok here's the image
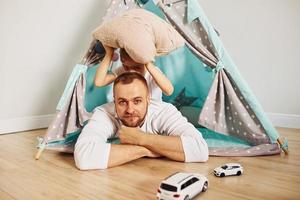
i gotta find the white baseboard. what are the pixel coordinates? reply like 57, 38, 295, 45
267, 113, 300, 129
0, 113, 299, 135
0, 114, 55, 135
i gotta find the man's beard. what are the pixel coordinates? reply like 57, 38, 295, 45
120, 113, 146, 127
116, 100, 149, 127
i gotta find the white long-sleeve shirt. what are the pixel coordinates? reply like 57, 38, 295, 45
74, 101, 208, 170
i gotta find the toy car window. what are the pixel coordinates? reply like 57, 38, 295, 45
187, 179, 193, 186
181, 183, 187, 190
191, 177, 199, 183
161, 183, 177, 192
181, 179, 194, 190
221, 165, 228, 169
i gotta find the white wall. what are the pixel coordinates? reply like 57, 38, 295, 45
0, 0, 109, 133
199, 0, 300, 128
0, 0, 299, 134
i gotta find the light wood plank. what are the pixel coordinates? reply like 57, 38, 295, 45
0, 128, 299, 200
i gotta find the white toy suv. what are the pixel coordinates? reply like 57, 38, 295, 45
157, 172, 208, 200
214, 163, 243, 177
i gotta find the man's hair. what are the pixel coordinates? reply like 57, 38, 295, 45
113, 72, 148, 93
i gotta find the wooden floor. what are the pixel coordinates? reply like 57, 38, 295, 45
0, 127, 299, 200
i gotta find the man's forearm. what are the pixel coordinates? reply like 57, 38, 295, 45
107, 144, 148, 168
138, 134, 185, 162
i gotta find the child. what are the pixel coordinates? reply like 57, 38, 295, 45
94, 45, 174, 101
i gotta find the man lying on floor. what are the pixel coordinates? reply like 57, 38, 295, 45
74, 72, 208, 170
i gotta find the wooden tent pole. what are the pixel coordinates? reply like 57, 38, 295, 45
35, 148, 43, 160
277, 138, 289, 155
35, 142, 46, 160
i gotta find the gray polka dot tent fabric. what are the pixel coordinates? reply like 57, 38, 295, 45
36, 0, 288, 159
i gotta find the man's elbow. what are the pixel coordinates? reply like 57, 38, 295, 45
188, 152, 208, 163
182, 136, 209, 163
198, 152, 209, 162
74, 141, 110, 170
183, 148, 209, 163
196, 143, 209, 162
74, 152, 108, 170
74, 150, 91, 170
74, 158, 89, 171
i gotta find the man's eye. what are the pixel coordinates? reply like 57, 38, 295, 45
133, 100, 142, 105
119, 101, 127, 106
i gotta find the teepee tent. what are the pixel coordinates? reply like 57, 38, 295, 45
36, 0, 288, 159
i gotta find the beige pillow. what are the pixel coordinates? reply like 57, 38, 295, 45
92, 9, 184, 64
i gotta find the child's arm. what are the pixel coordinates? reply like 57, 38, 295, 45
94, 45, 117, 87
146, 62, 174, 96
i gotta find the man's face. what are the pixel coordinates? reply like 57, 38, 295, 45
114, 79, 150, 127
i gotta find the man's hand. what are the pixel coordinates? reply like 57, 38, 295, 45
118, 125, 143, 145
118, 125, 162, 158
145, 149, 162, 158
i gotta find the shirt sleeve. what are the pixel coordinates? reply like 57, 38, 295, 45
155, 103, 209, 162
74, 108, 118, 170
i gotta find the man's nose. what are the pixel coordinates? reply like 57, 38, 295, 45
126, 102, 135, 114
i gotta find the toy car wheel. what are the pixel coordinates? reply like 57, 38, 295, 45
202, 181, 208, 192
236, 171, 241, 176
184, 195, 190, 200
220, 173, 225, 177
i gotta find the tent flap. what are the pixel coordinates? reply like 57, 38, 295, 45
37, 0, 285, 157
